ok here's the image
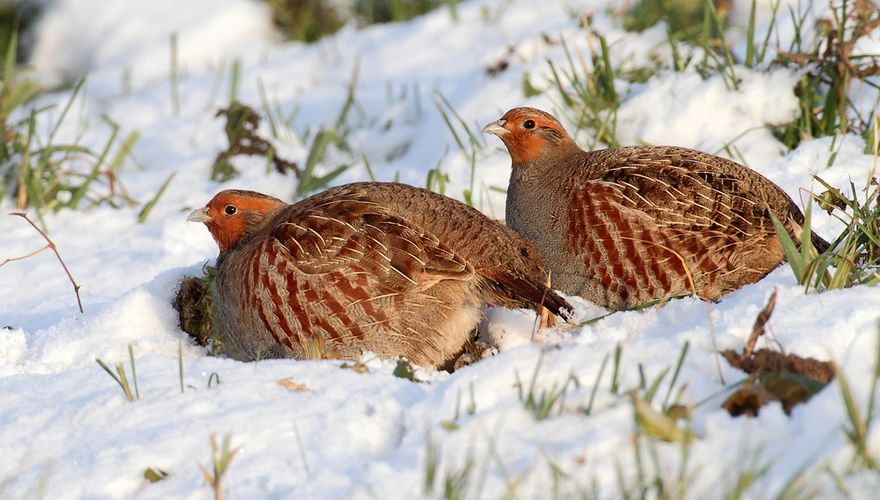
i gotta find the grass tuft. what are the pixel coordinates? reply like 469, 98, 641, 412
546, 33, 621, 149
393, 358, 419, 381
514, 353, 580, 420
1, 62, 140, 223
266, 0, 456, 43
199, 433, 239, 500
770, 0, 880, 149
774, 175, 880, 292
95, 344, 140, 402
433, 91, 481, 205
212, 102, 300, 182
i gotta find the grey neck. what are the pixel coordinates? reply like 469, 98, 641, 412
505, 160, 560, 238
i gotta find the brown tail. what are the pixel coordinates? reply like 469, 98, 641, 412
810, 231, 831, 254
786, 202, 830, 254
485, 271, 573, 320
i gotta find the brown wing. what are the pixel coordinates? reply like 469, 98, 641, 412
604, 147, 829, 252
239, 197, 476, 357
275, 198, 475, 286
595, 147, 790, 238
303, 182, 572, 316
565, 147, 802, 305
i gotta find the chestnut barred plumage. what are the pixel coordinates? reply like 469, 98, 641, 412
189, 182, 571, 367
485, 107, 829, 310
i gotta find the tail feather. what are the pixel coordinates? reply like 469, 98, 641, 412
810, 231, 831, 254
483, 271, 573, 320
786, 202, 830, 254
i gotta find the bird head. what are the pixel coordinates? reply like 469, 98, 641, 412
483, 107, 576, 165
188, 190, 285, 254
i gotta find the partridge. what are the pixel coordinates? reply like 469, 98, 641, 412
484, 107, 829, 310
188, 182, 571, 367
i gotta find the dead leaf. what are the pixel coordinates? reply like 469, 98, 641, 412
722, 349, 834, 416
277, 377, 310, 392
723, 377, 774, 417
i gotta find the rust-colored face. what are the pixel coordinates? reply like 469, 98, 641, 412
483, 107, 571, 165
188, 190, 285, 253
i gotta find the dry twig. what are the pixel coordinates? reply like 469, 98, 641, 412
742, 289, 778, 360
537, 271, 557, 334
1, 212, 84, 313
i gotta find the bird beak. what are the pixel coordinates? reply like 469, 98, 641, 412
187, 207, 212, 223
482, 119, 509, 137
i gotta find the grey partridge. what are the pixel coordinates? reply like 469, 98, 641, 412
484, 107, 829, 310
188, 182, 571, 367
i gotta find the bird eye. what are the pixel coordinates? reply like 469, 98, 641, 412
523, 119, 536, 129
224, 205, 237, 215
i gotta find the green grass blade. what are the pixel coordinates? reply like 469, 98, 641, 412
611, 343, 622, 394
433, 93, 466, 153
663, 341, 690, 409
228, 59, 241, 105
296, 129, 337, 198
115, 364, 135, 402
834, 362, 877, 468
67, 119, 120, 209
362, 154, 376, 182
770, 211, 806, 283
644, 366, 669, 404
585, 352, 610, 415
138, 172, 176, 223
48, 78, 86, 143
745, 0, 757, 68
2, 29, 16, 82
107, 130, 140, 172
170, 32, 180, 117
178, 338, 185, 394
128, 344, 140, 400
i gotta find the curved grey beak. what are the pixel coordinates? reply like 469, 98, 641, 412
187, 207, 211, 223
482, 119, 508, 137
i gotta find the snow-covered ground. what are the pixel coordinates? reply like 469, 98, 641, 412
2, 0, 880, 497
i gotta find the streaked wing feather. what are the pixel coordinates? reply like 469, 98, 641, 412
599, 151, 778, 239
271, 201, 475, 289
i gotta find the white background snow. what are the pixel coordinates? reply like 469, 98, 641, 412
2, 0, 880, 497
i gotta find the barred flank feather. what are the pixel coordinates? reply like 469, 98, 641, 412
196, 183, 572, 368
492, 107, 829, 310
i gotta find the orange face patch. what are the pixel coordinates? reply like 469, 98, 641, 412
203, 191, 284, 253
497, 108, 570, 166
500, 131, 547, 164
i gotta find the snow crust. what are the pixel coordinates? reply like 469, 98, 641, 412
2, 0, 880, 497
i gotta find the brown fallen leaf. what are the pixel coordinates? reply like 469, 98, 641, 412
722, 369, 828, 417
723, 349, 835, 384
277, 377, 310, 392
723, 374, 774, 417
721, 290, 834, 417
722, 349, 834, 417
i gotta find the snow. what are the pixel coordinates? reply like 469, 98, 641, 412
27, 0, 279, 91
616, 68, 801, 165
2, 0, 880, 497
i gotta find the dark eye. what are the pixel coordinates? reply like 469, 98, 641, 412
523, 119, 536, 129
224, 205, 237, 215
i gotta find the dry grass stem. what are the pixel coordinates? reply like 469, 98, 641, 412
743, 289, 778, 360
1, 211, 83, 313
537, 271, 556, 334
